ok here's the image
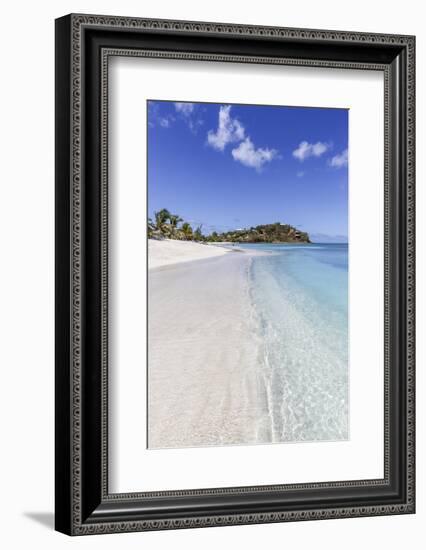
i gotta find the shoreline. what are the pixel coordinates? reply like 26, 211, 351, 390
148, 238, 276, 271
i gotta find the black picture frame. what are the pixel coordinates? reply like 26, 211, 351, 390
55, 13, 415, 535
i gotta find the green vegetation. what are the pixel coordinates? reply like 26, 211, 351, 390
148, 209, 310, 243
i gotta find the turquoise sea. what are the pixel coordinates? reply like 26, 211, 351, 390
236, 243, 349, 443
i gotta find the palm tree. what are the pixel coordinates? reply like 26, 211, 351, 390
168, 214, 183, 236
169, 214, 183, 227
147, 217, 156, 238
154, 209, 171, 235
194, 225, 204, 242
181, 222, 193, 240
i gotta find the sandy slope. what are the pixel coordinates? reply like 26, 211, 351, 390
147, 252, 271, 449
148, 238, 230, 269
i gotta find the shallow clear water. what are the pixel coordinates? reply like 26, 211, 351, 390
237, 243, 349, 443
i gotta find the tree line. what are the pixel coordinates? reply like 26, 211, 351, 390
148, 208, 310, 243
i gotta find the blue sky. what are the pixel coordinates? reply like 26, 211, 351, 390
147, 100, 348, 242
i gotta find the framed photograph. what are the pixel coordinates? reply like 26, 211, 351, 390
55, 14, 415, 535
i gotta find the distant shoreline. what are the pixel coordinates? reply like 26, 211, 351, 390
148, 209, 310, 244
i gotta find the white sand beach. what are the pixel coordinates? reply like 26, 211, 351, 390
147, 239, 348, 449
148, 250, 271, 449
148, 238, 231, 269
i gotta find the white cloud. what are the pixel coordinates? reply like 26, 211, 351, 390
148, 102, 175, 129
329, 148, 348, 168
231, 137, 278, 171
174, 102, 195, 116
207, 105, 245, 151
159, 117, 171, 128
187, 118, 204, 133
174, 102, 204, 133
293, 140, 330, 161
207, 105, 278, 171
151, 114, 175, 128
